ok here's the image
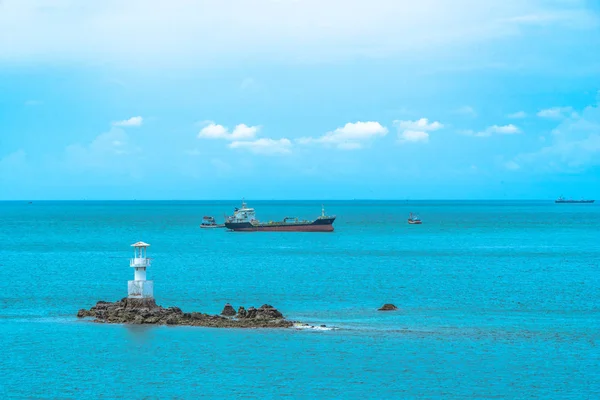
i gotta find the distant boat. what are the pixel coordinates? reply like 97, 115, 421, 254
200, 216, 225, 228
408, 212, 422, 224
555, 196, 595, 204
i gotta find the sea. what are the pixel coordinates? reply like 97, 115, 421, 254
0, 200, 598, 399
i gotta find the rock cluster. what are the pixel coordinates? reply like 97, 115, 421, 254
77, 298, 294, 328
378, 303, 398, 311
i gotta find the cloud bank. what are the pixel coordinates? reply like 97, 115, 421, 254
298, 121, 388, 150
0, 0, 596, 67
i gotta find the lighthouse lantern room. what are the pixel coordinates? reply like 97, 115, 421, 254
128, 241, 154, 299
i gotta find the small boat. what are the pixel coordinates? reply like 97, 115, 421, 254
408, 212, 422, 225
200, 216, 225, 229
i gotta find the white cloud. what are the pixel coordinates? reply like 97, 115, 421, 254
113, 116, 143, 127
198, 123, 229, 139
0, 150, 29, 182
24, 100, 42, 106
394, 118, 444, 131
394, 118, 443, 144
398, 130, 429, 143
229, 138, 292, 155
490, 124, 520, 134
198, 122, 284, 154
508, 111, 527, 119
64, 128, 143, 172
455, 106, 477, 117
536, 107, 574, 119
67, 128, 131, 157
504, 160, 521, 171
297, 121, 388, 150
509, 102, 600, 171
210, 158, 233, 174
198, 123, 259, 141
231, 124, 259, 140
461, 124, 521, 137
0, 1, 595, 67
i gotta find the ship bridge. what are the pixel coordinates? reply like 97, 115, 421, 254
228, 199, 257, 222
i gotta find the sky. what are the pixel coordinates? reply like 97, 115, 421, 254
1, 0, 600, 200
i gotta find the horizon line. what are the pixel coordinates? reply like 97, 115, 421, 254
0, 198, 582, 202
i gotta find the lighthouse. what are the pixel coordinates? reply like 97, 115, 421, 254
128, 241, 154, 299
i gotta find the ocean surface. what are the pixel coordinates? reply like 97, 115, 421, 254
0, 200, 598, 399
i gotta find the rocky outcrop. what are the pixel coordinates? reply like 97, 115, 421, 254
221, 303, 236, 316
237, 304, 284, 320
378, 303, 398, 311
77, 298, 295, 328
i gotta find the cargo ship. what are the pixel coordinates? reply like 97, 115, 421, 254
224, 201, 335, 232
555, 196, 595, 204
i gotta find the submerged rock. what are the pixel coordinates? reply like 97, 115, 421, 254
378, 303, 398, 311
77, 298, 294, 328
221, 303, 236, 316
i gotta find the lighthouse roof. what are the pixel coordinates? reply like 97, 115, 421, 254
131, 241, 150, 247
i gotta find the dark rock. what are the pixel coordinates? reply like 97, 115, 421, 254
255, 304, 284, 319
245, 307, 257, 319
378, 303, 398, 311
191, 312, 204, 320
221, 303, 236, 316
76, 299, 295, 328
77, 309, 92, 318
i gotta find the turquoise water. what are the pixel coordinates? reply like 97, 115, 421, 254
1, 201, 598, 398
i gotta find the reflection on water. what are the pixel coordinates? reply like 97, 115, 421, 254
123, 323, 157, 344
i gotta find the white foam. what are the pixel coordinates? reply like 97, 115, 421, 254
293, 323, 336, 331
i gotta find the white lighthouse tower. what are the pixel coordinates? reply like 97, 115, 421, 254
128, 241, 154, 299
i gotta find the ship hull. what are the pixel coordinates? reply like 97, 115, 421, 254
225, 217, 335, 232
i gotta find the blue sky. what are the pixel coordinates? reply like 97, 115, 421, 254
1, 0, 600, 200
